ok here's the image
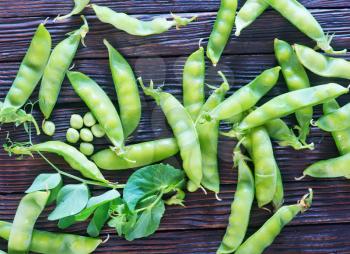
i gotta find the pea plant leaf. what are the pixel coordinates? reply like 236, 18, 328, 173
25, 173, 62, 193
123, 164, 185, 211
48, 183, 89, 221
87, 202, 111, 237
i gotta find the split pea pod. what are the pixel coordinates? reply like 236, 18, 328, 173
104, 39, 141, 137
207, 0, 237, 66
39, 17, 89, 119
197, 73, 229, 194
264, 0, 345, 54
323, 100, 350, 155
235, 0, 269, 36
238, 83, 349, 131
3, 23, 51, 110
139, 78, 202, 192
8, 191, 50, 254
56, 0, 90, 21
0, 221, 101, 254
250, 126, 278, 207
217, 146, 254, 254
183, 47, 205, 120
5, 141, 107, 183
67, 71, 125, 154
274, 39, 312, 144
92, 138, 179, 170
207, 66, 281, 121
92, 4, 196, 36
235, 189, 313, 254
316, 103, 350, 132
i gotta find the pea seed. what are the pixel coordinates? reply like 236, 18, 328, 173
42, 121, 55, 136
91, 124, 105, 138
70, 114, 84, 129
83, 112, 96, 127
80, 128, 93, 142
79, 142, 94, 156
66, 128, 80, 144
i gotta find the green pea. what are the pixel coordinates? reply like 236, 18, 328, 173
83, 112, 96, 127
70, 114, 84, 129
55, 0, 90, 21
91, 124, 105, 138
80, 128, 93, 142
66, 128, 80, 144
92, 4, 196, 36
79, 143, 94, 156
42, 120, 56, 136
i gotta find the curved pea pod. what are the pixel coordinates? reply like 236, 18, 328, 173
265, 118, 314, 150
67, 71, 125, 154
183, 47, 205, 120
250, 126, 278, 207
0, 220, 101, 254
303, 153, 350, 179
39, 17, 89, 119
3, 23, 51, 110
207, 0, 237, 66
238, 83, 349, 131
197, 73, 229, 194
235, 0, 269, 36
316, 103, 350, 132
265, 0, 345, 54
4, 141, 108, 184
104, 39, 141, 137
274, 39, 313, 144
272, 168, 284, 210
8, 191, 50, 254
139, 78, 202, 192
235, 189, 313, 254
323, 100, 350, 155
207, 66, 281, 121
92, 138, 179, 170
56, 0, 90, 21
92, 4, 196, 36
295, 44, 350, 79
217, 148, 254, 254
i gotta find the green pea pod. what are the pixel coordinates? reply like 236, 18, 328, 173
265, 118, 314, 150
197, 73, 229, 194
0, 221, 101, 254
183, 47, 205, 120
207, 0, 238, 66
92, 138, 179, 170
4, 141, 108, 184
3, 23, 51, 110
274, 39, 313, 144
272, 168, 284, 210
217, 147, 254, 254
56, 0, 90, 21
67, 71, 125, 154
303, 152, 350, 179
235, 0, 269, 36
39, 16, 89, 119
104, 39, 141, 137
207, 66, 281, 121
265, 0, 345, 54
294, 44, 350, 79
250, 126, 278, 207
139, 78, 202, 192
235, 189, 313, 254
92, 4, 196, 36
8, 191, 50, 254
323, 100, 350, 155
316, 103, 350, 132
238, 83, 349, 131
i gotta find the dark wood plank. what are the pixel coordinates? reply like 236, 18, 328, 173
0, 9, 349, 61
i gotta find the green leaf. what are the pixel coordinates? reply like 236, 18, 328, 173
25, 173, 62, 193
123, 164, 185, 211
47, 180, 63, 205
48, 184, 89, 221
165, 189, 186, 206
87, 202, 110, 237
124, 199, 165, 241
58, 216, 76, 229
75, 189, 120, 221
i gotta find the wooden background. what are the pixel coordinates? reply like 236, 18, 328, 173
1, 0, 350, 253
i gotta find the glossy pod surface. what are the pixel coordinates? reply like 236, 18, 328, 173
316, 103, 350, 132
92, 138, 179, 170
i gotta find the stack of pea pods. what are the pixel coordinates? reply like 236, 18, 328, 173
1, 0, 350, 253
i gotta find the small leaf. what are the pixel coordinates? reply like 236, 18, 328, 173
26, 173, 62, 193
58, 216, 76, 229
48, 184, 89, 221
165, 189, 186, 206
87, 202, 110, 237
47, 180, 63, 205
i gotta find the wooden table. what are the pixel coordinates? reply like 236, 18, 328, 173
1, 1, 350, 253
